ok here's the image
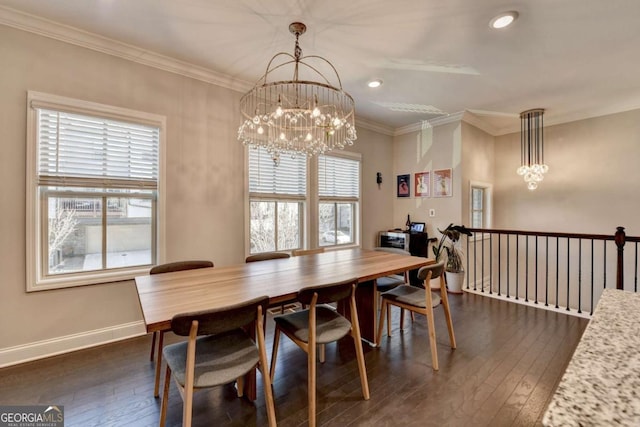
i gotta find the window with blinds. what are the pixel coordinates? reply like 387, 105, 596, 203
248, 148, 306, 197
248, 147, 306, 253
26, 92, 164, 291
318, 154, 360, 247
37, 109, 159, 189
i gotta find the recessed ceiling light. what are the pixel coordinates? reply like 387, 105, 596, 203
489, 11, 519, 29
367, 79, 383, 88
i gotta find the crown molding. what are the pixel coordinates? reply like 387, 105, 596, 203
355, 117, 394, 136
393, 111, 465, 136
461, 111, 501, 135
0, 6, 253, 93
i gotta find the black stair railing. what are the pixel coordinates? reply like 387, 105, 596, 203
463, 226, 640, 316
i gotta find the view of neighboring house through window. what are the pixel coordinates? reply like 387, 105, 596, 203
27, 92, 164, 290
318, 154, 360, 247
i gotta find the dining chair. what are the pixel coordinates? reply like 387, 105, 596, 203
246, 252, 295, 313
373, 247, 413, 336
291, 247, 325, 256
149, 260, 214, 398
159, 295, 276, 427
376, 261, 456, 371
270, 278, 369, 427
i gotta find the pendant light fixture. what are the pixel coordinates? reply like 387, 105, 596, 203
516, 108, 548, 190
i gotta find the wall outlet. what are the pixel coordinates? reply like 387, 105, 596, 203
429, 209, 436, 217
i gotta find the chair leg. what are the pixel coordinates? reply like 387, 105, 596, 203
159, 364, 171, 427
236, 375, 244, 398
150, 331, 157, 361
349, 292, 370, 400
425, 291, 439, 371
154, 331, 165, 397
308, 331, 317, 427
440, 280, 457, 349
270, 327, 281, 382
319, 344, 326, 363
376, 299, 387, 345
400, 308, 405, 330
256, 307, 277, 427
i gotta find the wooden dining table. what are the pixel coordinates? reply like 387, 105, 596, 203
135, 248, 433, 399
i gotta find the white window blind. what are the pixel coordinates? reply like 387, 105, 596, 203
248, 147, 306, 196
318, 155, 360, 198
37, 109, 159, 189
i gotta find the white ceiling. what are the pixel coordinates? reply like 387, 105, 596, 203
2, 0, 640, 135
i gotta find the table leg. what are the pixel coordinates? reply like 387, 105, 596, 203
154, 331, 164, 398
243, 321, 258, 401
339, 280, 377, 345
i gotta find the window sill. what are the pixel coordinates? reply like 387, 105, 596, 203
28, 266, 151, 292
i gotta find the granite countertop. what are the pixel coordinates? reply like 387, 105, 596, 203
543, 288, 640, 426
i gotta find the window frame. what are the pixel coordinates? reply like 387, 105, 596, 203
245, 148, 361, 256
469, 180, 493, 231
316, 151, 361, 248
26, 91, 166, 291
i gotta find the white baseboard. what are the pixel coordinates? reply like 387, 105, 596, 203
0, 321, 147, 368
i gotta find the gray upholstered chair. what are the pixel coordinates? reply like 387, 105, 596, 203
159, 296, 276, 427
270, 278, 369, 427
149, 260, 214, 397
376, 261, 456, 371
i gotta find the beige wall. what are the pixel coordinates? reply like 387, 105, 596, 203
392, 121, 463, 237
348, 127, 395, 248
494, 109, 640, 235
461, 122, 495, 226
0, 25, 394, 358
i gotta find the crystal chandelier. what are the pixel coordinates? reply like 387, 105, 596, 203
238, 22, 356, 165
516, 108, 548, 190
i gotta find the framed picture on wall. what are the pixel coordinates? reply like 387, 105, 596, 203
415, 171, 430, 197
397, 174, 410, 197
433, 168, 452, 197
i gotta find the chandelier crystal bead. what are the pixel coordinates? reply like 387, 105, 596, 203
238, 22, 356, 165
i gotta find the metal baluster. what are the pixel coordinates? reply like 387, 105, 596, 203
578, 239, 582, 314
633, 242, 638, 292
604, 241, 607, 289
545, 236, 549, 307
591, 239, 594, 315
498, 233, 502, 296
535, 235, 539, 304
566, 238, 570, 311
515, 235, 519, 300
473, 232, 477, 291
525, 235, 529, 302
489, 234, 493, 295
507, 235, 510, 298
555, 237, 559, 309
481, 231, 485, 292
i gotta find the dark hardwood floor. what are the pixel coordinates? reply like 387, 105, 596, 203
0, 293, 588, 426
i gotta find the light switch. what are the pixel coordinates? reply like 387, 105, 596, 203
429, 209, 436, 217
